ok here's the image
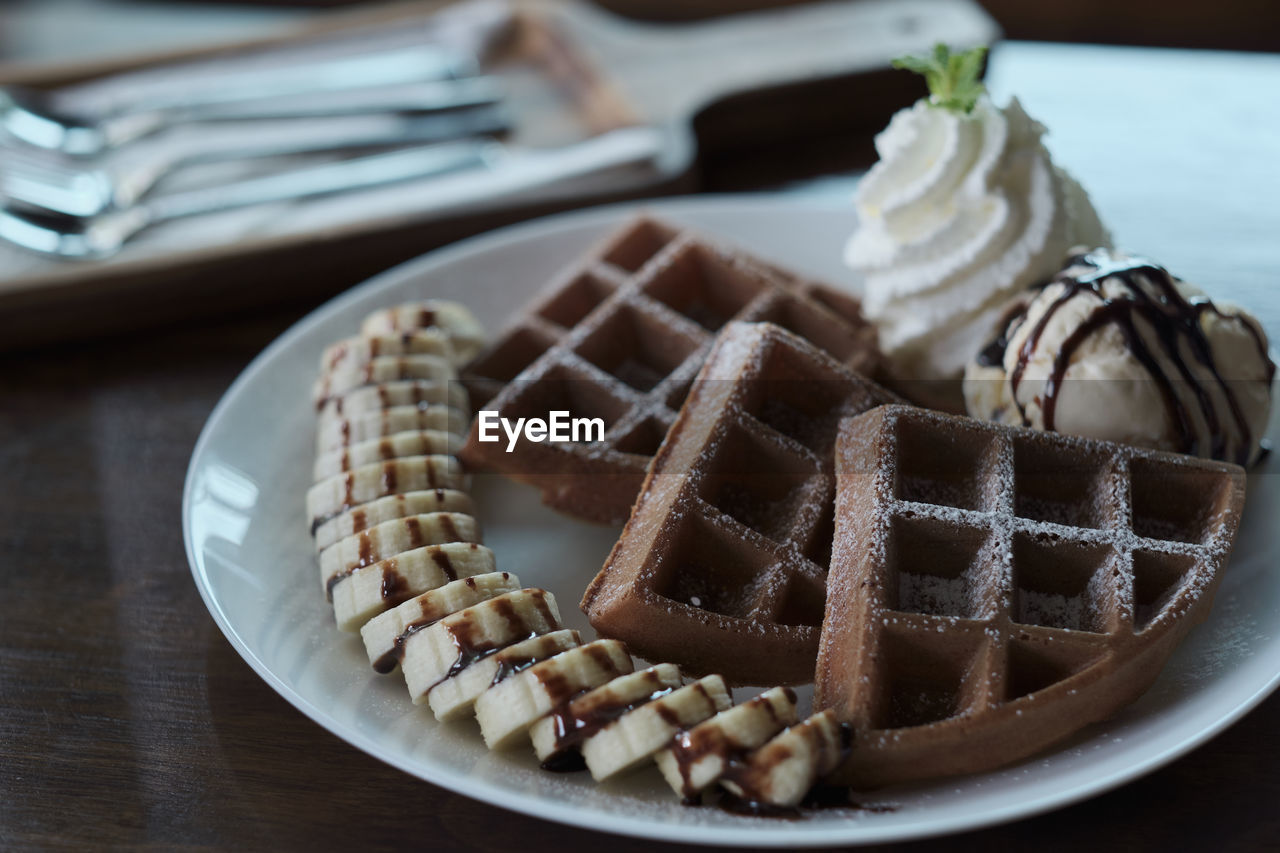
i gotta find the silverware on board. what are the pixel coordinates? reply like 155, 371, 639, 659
2, 106, 511, 217
0, 46, 479, 155
0, 128, 664, 259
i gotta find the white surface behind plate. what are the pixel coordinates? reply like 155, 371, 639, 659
183, 196, 1280, 846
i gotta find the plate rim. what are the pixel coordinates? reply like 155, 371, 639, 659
182, 193, 1280, 846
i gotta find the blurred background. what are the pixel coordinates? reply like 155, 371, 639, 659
1, 0, 1277, 66
0, 0, 1274, 347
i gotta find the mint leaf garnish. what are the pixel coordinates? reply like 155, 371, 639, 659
892, 43, 988, 114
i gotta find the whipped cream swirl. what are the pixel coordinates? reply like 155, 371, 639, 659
845, 95, 1110, 379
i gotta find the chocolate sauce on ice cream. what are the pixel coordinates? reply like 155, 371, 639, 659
967, 248, 1274, 465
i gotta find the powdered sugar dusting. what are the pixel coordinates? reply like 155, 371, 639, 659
1019, 590, 1087, 632
467, 218, 879, 527
587, 319, 894, 683
820, 403, 1243, 784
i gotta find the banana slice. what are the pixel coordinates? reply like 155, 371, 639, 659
360, 572, 520, 673
318, 512, 478, 593
313, 430, 463, 482
320, 330, 455, 375
655, 687, 798, 799
428, 629, 582, 722
402, 589, 562, 704
329, 542, 496, 632
530, 664, 683, 766
581, 675, 730, 782
360, 300, 485, 362
316, 405, 467, 453
317, 380, 467, 426
718, 711, 851, 808
474, 640, 633, 751
306, 455, 465, 529
313, 355, 455, 408
313, 489, 474, 551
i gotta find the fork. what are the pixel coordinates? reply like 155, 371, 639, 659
2, 105, 511, 218
0, 46, 478, 156
0, 128, 664, 260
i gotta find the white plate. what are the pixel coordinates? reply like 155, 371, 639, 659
183, 196, 1280, 846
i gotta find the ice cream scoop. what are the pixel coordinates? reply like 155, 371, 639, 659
845, 46, 1110, 382
964, 248, 1274, 466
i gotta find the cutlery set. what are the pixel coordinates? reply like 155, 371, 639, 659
0, 0, 994, 348
0, 129, 664, 259
0, 22, 550, 258
0, 0, 677, 260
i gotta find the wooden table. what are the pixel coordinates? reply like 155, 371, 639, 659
3, 42, 1278, 850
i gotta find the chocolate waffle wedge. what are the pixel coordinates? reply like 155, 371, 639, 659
582, 322, 900, 685
817, 404, 1246, 786
461, 217, 880, 525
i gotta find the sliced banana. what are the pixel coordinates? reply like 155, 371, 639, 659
360, 572, 520, 673
718, 711, 850, 808
303, 302, 853, 810
313, 430, 463, 482
317, 380, 467, 427
313, 489, 474, 552
306, 455, 465, 529
320, 330, 455, 375
474, 640, 633, 751
530, 664, 682, 765
581, 675, 731, 782
360, 300, 485, 362
313, 354, 456, 408
402, 589, 562, 704
655, 687, 798, 799
319, 512, 479, 593
316, 405, 467, 453
428, 629, 581, 722
329, 542, 496, 632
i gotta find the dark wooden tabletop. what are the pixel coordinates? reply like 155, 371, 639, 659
3, 41, 1279, 851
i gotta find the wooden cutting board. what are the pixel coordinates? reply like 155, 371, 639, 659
0, 0, 997, 350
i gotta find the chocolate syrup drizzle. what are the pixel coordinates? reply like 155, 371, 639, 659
679, 714, 857, 819
988, 250, 1274, 465
714, 779, 894, 820
397, 589, 557, 686
371, 575, 503, 674
324, 543, 465, 603
667, 688, 797, 800
531, 643, 629, 771
540, 669, 677, 772
488, 648, 556, 688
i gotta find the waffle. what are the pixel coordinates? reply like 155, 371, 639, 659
460, 217, 881, 525
817, 404, 1246, 786
581, 322, 900, 685
305, 304, 853, 804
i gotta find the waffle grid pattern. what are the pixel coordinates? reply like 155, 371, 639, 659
583, 322, 899, 685
462, 218, 879, 524
818, 404, 1245, 785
